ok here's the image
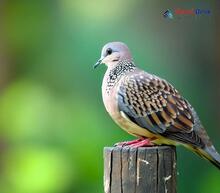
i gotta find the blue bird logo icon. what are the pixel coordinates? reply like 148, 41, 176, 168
163, 10, 173, 19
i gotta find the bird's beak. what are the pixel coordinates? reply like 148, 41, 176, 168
93, 57, 104, 69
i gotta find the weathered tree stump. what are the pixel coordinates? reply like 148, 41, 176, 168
104, 146, 177, 193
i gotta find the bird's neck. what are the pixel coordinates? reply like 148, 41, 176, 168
104, 60, 136, 94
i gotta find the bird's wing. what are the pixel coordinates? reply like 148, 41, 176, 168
117, 71, 204, 148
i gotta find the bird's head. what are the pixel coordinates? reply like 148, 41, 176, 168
93, 42, 132, 69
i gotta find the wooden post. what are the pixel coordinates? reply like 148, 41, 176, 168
104, 146, 177, 193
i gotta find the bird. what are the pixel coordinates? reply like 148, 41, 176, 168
93, 41, 220, 170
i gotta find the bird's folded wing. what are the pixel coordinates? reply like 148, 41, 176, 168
117, 71, 204, 148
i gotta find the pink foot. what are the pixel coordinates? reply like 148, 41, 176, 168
114, 138, 154, 147
114, 138, 143, 147
129, 138, 154, 148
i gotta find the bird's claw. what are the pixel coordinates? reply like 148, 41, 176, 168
114, 138, 154, 147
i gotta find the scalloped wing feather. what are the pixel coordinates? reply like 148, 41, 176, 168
117, 70, 205, 148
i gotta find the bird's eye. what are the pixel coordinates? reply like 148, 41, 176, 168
106, 48, 112, 55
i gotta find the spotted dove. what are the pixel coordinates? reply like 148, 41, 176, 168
94, 41, 220, 170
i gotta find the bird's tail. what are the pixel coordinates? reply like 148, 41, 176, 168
196, 145, 220, 170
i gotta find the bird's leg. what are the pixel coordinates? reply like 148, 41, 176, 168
114, 138, 143, 147
114, 137, 155, 147
129, 138, 154, 147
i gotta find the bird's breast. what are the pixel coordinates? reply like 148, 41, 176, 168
101, 73, 155, 138
102, 72, 120, 119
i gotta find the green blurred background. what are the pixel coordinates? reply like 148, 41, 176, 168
0, 1, 220, 193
